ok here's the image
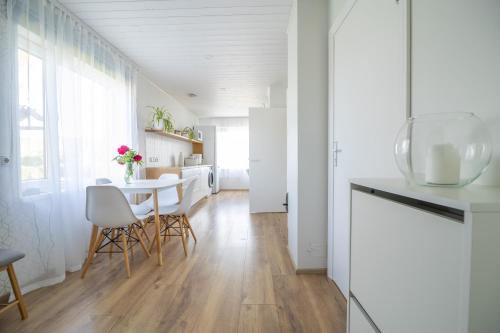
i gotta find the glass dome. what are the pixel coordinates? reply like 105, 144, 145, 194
394, 112, 492, 187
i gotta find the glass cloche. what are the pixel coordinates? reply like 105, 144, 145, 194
394, 112, 492, 187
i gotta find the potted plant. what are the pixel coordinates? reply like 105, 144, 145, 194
148, 106, 174, 132
113, 145, 144, 184
182, 126, 195, 140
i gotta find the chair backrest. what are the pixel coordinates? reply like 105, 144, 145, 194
86, 186, 138, 228
176, 177, 197, 215
96, 178, 112, 185
143, 173, 179, 208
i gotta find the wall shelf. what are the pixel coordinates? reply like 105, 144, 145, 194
145, 128, 203, 144
145, 128, 203, 154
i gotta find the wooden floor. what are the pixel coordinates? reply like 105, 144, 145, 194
0, 191, 346, 333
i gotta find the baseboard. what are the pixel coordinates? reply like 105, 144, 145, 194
295, 268, 328, 275
219, 189, 249, 191
286, 246, 327, 275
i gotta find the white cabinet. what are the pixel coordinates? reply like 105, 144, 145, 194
181, 166, 211, 207
349, 179, 500, 333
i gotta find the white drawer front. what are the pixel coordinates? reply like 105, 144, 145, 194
349, 297, 378, 333
351, 190, 467, 333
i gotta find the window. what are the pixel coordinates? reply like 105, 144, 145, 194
217, 126, 249, 170
18, 48, 46, 182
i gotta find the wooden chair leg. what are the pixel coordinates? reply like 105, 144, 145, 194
6, 264, 28, 320
183, 215, 197, 243
140, 220, 151, 243
81, 225, 99, 278
178, 216, 188, 257
109, 229, 116, 259
132, 224, 150, 257
129, 227, 134, 257
121, 229, 131, 278
163, 220, 168, 244
148, 233, 156, 253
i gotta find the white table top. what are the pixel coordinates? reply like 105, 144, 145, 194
105, 179, 184, 193
351, 178, 500, 212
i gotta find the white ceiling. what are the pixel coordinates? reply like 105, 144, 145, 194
59, 0, 292, 117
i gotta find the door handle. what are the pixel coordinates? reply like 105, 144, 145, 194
333, 141, 342, 167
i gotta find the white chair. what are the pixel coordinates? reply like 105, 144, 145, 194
82, 185, 151, 278
150, 178, 197, 256
95, 178, 112, 185
142, 173, 180, 208
95, 177, 152, 253
96, 177, 153, 216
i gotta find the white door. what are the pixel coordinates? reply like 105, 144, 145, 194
249, 108, 287, 213
329, 0, 409, 297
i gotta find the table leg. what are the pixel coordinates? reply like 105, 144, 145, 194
153, 189, 163, 266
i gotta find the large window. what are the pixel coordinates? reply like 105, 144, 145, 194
18, 48, 46, 182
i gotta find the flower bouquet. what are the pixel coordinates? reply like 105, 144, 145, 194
113, 145, 144, 184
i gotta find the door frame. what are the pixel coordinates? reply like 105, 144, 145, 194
326, 0, 413, 283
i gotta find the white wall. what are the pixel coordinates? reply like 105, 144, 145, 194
267, 82, 287, 108
136, 73, 198, 170
287, 0, 329, 270
412, 0, 500, 185
287, 2, 299, 266
329, 0, 348, 28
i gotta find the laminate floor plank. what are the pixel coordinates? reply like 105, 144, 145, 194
237, 304, 280, 333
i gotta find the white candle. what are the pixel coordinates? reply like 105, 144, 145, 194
425, 143, 461, 185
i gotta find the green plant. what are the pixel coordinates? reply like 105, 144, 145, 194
183, 126, 195, 140
162, 112, 175, 133
148, 106, 174, 133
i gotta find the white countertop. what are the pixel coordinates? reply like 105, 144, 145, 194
350, 178, 500, 212
178, 164, 212, 169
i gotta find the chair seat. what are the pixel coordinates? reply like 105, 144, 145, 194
144, 196, 179, 210
158, 204, 180, 216
0, 249, 25, 267
130, 204, 152, 216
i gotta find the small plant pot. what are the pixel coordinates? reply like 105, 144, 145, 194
152, 121, 163, 130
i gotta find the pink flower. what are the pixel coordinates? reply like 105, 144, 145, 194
133, 155, 142, 162
117, 145, 129, 155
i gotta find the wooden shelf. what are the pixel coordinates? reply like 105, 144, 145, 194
145, 128, 203, 144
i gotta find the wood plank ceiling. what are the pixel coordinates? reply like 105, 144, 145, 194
59, 0, 292, 117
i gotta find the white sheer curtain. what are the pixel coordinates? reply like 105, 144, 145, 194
200, 117, 250, 190
0, 0, 137, 296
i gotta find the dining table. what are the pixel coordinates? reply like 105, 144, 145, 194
105, 178, 184, 266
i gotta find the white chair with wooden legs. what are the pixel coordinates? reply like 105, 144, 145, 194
140, 173, 179, 242
95, 178, 152, 256
81, 186, 151, 279
149, 178, 198, 256
0, 249, 27, 320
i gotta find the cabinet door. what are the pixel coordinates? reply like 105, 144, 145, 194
350, 190, 467, 333
349, 297, 378, 333
181, 168, 202, 206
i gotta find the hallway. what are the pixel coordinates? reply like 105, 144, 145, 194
0, 191, 346, 333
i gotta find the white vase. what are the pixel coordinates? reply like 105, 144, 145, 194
152, 120, 163, 130
178, 152, 184, 167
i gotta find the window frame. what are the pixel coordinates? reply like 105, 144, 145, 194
17, 27, 50, 195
